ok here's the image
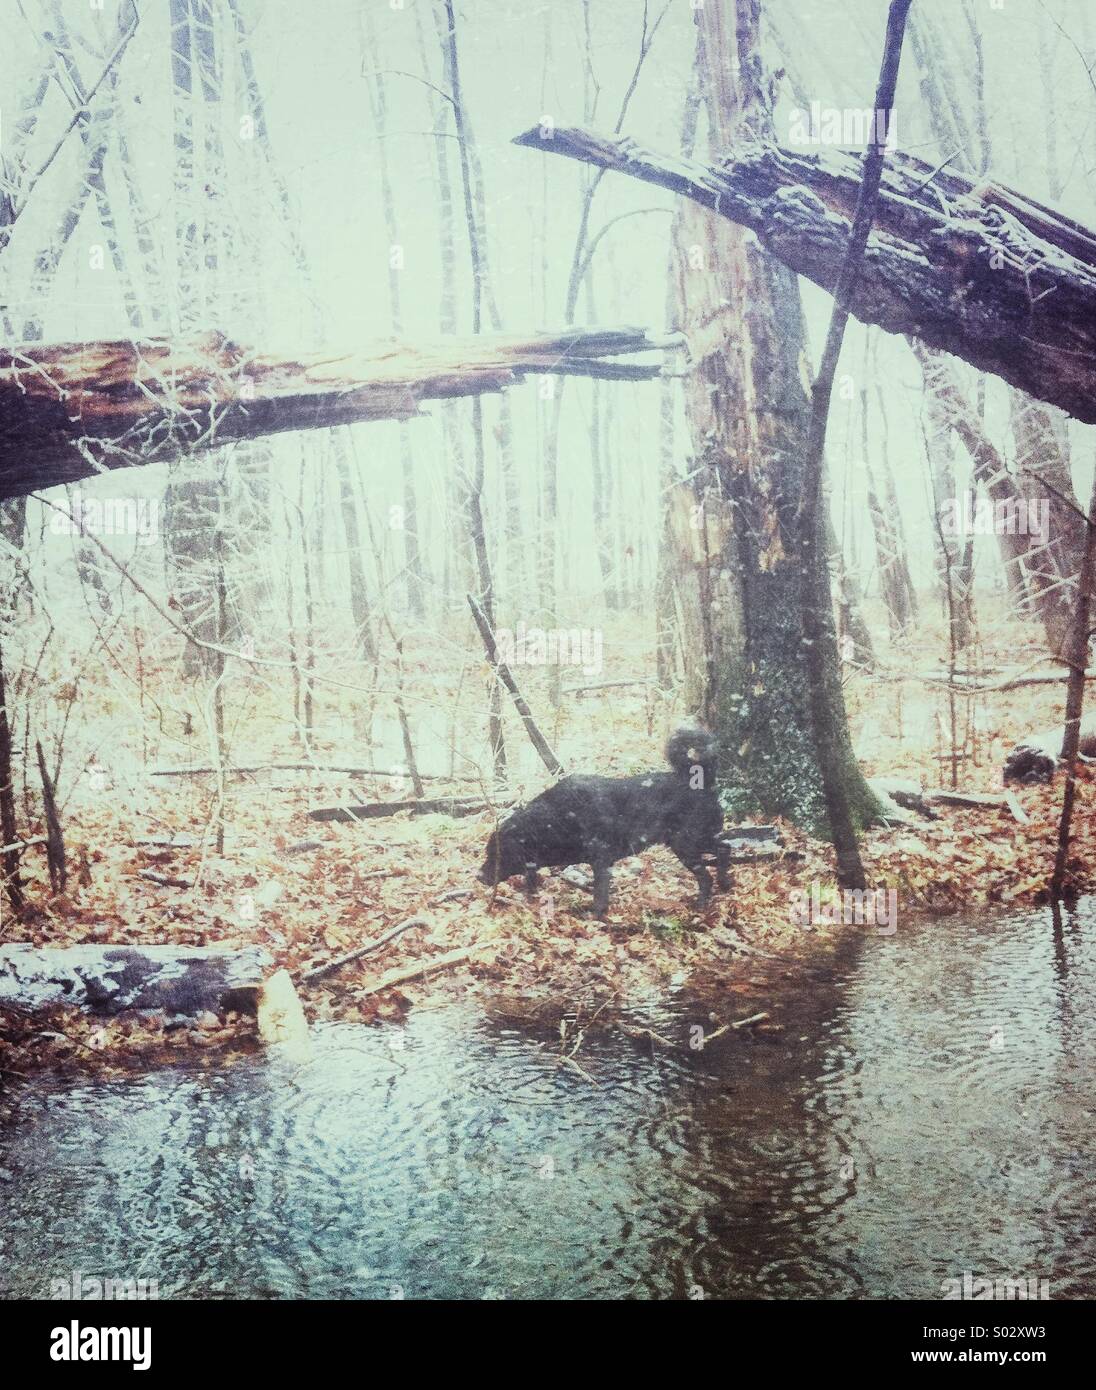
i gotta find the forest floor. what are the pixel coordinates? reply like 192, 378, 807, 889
2, 606, 1094, 1084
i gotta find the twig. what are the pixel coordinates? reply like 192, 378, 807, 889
18, 1, 141, 216
356, 944, 476, 997
138, 869, 192, 889
298, 916, 430, 985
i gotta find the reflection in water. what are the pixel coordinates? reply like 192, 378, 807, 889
2, 899, 1095, 1299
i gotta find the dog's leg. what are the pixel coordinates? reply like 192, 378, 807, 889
692, 862, 713, 907
591, 861, 613, 918
523, 867, 539, 894
715, 839, 733, 892
672, 844, 713, 907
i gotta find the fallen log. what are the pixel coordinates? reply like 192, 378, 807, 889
869, 777, 939, 821
720, 825, 785, 845
924, 788, 1030, 825
0, 326, 675, 500
308, 796, 504, 822
149, 763, 480, 780
513, 126, 1096, 424
871, 778, 1032, 823
0, 943, 275, 1018
1003, 717, 1096, 784
718, 846, 805, 864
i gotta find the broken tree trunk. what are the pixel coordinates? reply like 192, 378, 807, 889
0, 327, 675, 500
512, 127, 1096, 425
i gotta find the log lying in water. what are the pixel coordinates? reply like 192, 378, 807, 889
0, 943, 276, 1019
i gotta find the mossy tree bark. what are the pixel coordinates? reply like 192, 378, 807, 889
667, 0, 881, 838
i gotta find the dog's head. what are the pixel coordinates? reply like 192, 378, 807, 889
478, 824, 526, 885
1003, 745, 1056, 785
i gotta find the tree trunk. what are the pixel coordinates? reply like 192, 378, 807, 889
795, 0, 912, 885
1050, 469, 1096, 898
0, 643, 25, 917
667, 0, 881, 837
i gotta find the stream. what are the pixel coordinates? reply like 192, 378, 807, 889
2, 898, 1094, 1300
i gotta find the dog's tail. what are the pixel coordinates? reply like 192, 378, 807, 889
665, 722, 718, 787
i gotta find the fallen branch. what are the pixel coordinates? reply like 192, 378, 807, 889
298, 916, 430, 985
357, 945, 476, 998
149, 762, 479, 780
563, 679, 656, 696
138, 868, 193, 889
0, 836, 48, 855
308, 795, 504, 822
433, 888, 475, 904
908, 667, 1096, 693
466, 593, 564, 776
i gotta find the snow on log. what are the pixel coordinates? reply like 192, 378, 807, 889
0, 943, 277, 1018
513, 126, 1096, 424
0, 326, 676, 500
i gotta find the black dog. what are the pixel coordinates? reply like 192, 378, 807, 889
1003, 719, 1096, 784
478, 724, 730, 917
